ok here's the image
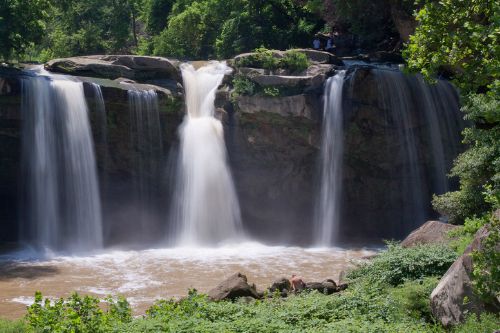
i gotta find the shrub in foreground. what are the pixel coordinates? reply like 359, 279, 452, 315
347, 243, 458, 286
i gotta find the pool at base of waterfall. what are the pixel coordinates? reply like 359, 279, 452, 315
0, 243, 375, 319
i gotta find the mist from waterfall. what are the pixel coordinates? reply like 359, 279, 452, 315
21, 72, 103, 253
171, 62, 242, 246
128, 89, 164, 231
314, 71, 346, 246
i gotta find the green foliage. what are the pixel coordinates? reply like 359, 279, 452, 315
152, 0, 322, 59
235, 48, 310, 73
233, 75, 256, 96
471, 216, 500, 303
448, 215, 489, 254
452, 312, 500, 333
0, 318, 27, 332
27, 0, 139, 59
263, 87, 281, 97
433, 92, 500, 224
281, 50, 310, 73
404, 0, 499, 94
347, 243, 458, 286
389, 277, 440, 322
0, 0, 48, 61
142, 0, 175, 35
25, 291, 132, 333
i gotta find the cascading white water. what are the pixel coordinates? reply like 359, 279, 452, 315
314, 71, 346, 246
127, 89, 163, 230
90, 83, 107, 151
172, 62, 242, 246
21, 72, 103, 253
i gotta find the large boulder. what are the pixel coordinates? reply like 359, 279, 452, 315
401, 220, 459, 248
208, 273, 260, 301
46, 55, 181, 82
430, 225, 500, 327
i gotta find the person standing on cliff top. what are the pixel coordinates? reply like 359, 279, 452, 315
313, 37, 321, 50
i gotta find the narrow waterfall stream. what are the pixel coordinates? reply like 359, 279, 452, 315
171, 62, 242, 246
90, 83, 108, 166
21, 71, 103, 253
314, 71, 346, 246
127, 89, 164, 232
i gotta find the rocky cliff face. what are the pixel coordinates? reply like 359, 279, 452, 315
0, 53, 462, 246
0, 72, 22, 243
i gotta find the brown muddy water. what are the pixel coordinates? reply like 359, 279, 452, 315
0, 243, 375, 319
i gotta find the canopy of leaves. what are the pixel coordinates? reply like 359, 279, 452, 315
404, 0, 499, 93
149, 0, 322, 59
0, 0, 48, 61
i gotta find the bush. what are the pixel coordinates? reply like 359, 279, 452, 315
263, 87, 280, 97
347, 243, 458, 286
233, 75, 256, 96
472, 216, 500, 303
235, 47, 310, 72
390, 277, 440, 322
26, 291, 131, 333
453, 312, 500, 333
281, 50, 310, 73
448, 215, 489, 255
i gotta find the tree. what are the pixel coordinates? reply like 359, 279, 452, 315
142, 0, 176, 35
151, 0, 322, 59
0, 0, 48, 61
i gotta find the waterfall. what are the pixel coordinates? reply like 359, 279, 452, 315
375, 69, 426, 230
127, 89, 163, 231
411, 76, 462, 194
314, 71, 346, 246
90, 83, 108, 155
171, 62, 242, 246
315, 66, 462, 244
21, 73, 103, 253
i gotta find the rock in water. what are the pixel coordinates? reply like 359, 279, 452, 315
430, 225, 499, 326
401, 220, 459, 248
208, 273, 260, 301
268, 277, 291, 292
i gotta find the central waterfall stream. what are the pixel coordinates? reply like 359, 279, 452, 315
171, 62, 243, 245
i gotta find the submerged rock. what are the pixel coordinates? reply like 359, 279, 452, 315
208, 273, 260, 301
401, 220, 459, 248
430, 225, 500, 327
